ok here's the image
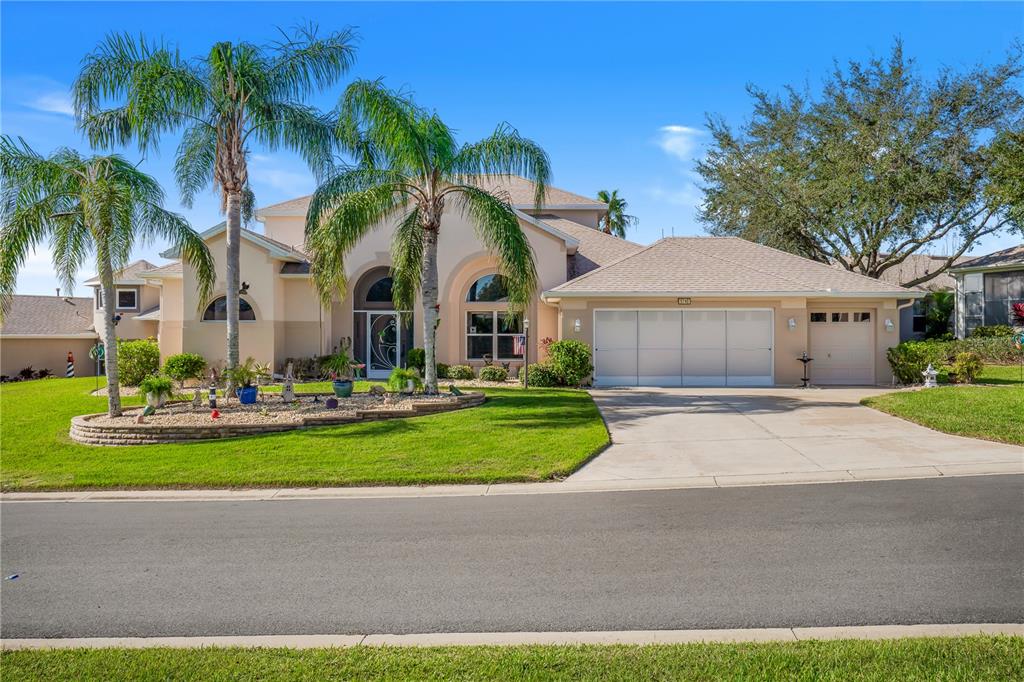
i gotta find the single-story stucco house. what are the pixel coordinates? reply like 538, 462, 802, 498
0, 295, 99, 378
82, 176, 919, 387
948, 244, 1024, 338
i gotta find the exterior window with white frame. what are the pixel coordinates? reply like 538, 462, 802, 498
115, 288, 138, 310
466, 311, 523, 361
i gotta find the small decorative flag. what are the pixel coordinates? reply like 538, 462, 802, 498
513, 334, 526, 356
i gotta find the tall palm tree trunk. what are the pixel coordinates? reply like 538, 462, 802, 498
420, 227, 440, 395
97, 246, 122, 417
224, 190, 242, 391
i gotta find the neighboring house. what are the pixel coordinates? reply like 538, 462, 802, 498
948, 244, 1024, 338
115, 175, 919, 386
0, 295, 99, 378
84, 259, 162, 343
872, 254, 966, 342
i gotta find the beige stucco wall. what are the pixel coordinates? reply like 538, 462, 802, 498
90, 283, 160, 342
1, 337, 99, 377
551, 296, 900, 386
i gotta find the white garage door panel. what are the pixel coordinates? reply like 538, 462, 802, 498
682, 311, 727, 386
726, 310, 773, 386
638, 311, 682, 386
595, 311, 638, 386
594, 308, 774, 387
810, 312, 874, 385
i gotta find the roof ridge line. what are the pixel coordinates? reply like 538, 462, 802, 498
677, 238, 824, 291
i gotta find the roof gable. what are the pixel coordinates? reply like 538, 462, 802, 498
160, 222, 306, 260
0, 295, 96, 336
84, 259, 157, 286
950, 244, 1024, 272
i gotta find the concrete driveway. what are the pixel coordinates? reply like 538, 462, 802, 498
571, 387, 1023, 485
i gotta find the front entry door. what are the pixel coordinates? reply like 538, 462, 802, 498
368, 312, 400, 379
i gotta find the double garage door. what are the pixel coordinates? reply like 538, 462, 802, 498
594, 310, 773, 387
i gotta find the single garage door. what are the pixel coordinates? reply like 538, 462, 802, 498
809, 310, 875, 385
594, 309, 773, 387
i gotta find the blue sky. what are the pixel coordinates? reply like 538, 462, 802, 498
2, 1, 1022, 296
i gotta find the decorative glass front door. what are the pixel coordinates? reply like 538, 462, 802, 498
368, 312, 399, 378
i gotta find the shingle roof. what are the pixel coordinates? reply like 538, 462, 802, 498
532, 215, 644, 278
256, 176, 605, 215
84, 259, 157, 285
950, 244, 1024, 271
140, 262, 183, 277
547, 237, 918, 297
0, 295, 96, 336
872, 254, 967, 292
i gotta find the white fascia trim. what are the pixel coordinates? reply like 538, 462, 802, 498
162, 224, 304, 261
0, 333, 98, 339
515, 202, 606, 210
513, 210, 580, 253
948, 264, 1024, 275
542, 289, 925, 301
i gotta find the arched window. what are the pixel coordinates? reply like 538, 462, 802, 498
365, 277, 394, 303
466, 274, 509, 302
202, 296, 256, 321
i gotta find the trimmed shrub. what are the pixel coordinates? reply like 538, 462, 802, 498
939, 337, 1020, 364
521, 362, 559, 387
117, 338, 161, 386
387, 367, 423, 392
406, 348, 426, 372
886, 341, 940, 385
478, 365, 508, 382
139, 374, 174, 398
436, 363, 450, 380
949, 352, 984, 384
547, 339, 594, 386
971, 325, 1015, 338
162, 353, 207, 387
446, 364, 474, 380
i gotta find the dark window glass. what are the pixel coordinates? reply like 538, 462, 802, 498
116, 290, 137, 309
466, 274, 509, 302
912, 316, 926, 333
497, 335, 523, 359
365, 277, 394, 303
810, 312, 827, 323
831, 312, 849, 323
467, 336, 492, 359
497, 312, 522, 334
467, 312, 494, 334
203, 297, 256, 321
854, 312, 871, 322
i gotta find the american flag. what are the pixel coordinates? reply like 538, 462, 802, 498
513, 334, 526, 357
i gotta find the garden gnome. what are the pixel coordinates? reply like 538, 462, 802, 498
282, 362, 296, 403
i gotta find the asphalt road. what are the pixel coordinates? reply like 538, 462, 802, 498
2, 475, 1022, 638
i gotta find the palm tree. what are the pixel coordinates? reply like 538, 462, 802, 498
73, 25, 356, 383
0, 136, 215, 416
596, 189, 637, 238
305, 81, 551, 393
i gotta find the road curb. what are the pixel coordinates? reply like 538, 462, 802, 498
1, 465, 1021, 503
2, 624, 1021, 650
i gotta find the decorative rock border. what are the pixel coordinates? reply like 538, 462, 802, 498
70, 392, 486, 446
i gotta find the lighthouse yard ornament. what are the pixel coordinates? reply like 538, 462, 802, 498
66, 351, 75, 378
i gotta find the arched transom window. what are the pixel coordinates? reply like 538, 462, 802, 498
202, 296, 256, 321
466, 274, 509, 302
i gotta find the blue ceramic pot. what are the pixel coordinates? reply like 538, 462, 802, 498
236, 385, 258, 404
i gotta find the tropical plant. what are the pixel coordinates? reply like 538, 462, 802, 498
547, 339, 594, 386
320, 348, 353, 381
405, 347, 426, 373
970, 325, 1015, 338
0, 138, 214, 415
478, 365, 508, 382
922, 291, 955, 340
596, 189, 637, 238
949, 352, 984, 384
886, 341, 944, 385
117, 338, 162, 386
139, 374, 174, 400
697, 42, 1023, 287
162, 352, 207, 389
386, 367, 422, 393
445, 365, 474, 380
223, 356, 261, 389
73, 25, 357, 387
305, 80, 550, 393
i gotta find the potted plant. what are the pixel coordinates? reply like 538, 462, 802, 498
139, 374, 174, 408
225, 357, 260, 404
321, 343, 354, 398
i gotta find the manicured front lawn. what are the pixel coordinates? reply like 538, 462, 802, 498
0, 377, 607, 491
939, 363, 1024, 385
3, 637, 1021, 681
863, 384, 1024, 445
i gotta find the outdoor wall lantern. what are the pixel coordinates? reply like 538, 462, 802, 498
884, 318, 895, 332
573, 318, 582, 333
787, 317, 797, 331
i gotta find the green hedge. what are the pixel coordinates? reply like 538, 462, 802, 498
887, 337, 1022, 384
117, 338, 161, 386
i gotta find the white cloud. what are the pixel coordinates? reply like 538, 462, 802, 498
26, 92, 74, 116
657, 125, 704, 162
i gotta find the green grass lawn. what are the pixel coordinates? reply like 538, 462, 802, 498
863, 382, 1024, 446
2, 637, 1021, 681
939, 363, 1024, 385
0, 377, 607, 491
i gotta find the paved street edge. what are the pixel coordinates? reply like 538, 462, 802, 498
2, 624, 1022, 650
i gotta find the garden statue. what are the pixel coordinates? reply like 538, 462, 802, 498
282, 362, 296, 403
192, 388, 203, 408
208, 375, 217, 409
922, 363, 938, 388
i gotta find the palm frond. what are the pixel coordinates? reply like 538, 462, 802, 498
175, 123, 217, 207
448, 123, 551, 207
246, 101, 336, 181
341, 80, 431, 175
269, 23, 358, 100
389, 206, 423, 311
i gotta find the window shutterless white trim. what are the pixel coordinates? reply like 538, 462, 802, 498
465, 311, 524, 362
115, 288, 138, 310
592, 308, 774, 387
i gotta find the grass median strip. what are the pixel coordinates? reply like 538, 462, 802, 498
2, 637, 1022, 681
0, 378, 608, 491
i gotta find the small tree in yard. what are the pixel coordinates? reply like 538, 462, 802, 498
0, 138, 214, 416
305, 80, 550, 393
163, 352, 207, 390
697, 42, 1023, 288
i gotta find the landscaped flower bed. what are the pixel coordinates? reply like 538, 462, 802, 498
70, 392, 485, 446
